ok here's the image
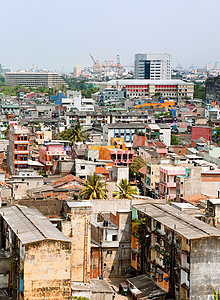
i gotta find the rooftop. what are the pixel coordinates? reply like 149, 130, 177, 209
0, 205, 70, 244
104, 123, 147, 129
102, 79, 193, 86
127, 274, 167, 299
134, 203, 220, 239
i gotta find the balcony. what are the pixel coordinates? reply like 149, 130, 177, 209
14, 150, 29, 154
14, 160, 28, 164
14, 141, 29, 144
166, 182, 176, 188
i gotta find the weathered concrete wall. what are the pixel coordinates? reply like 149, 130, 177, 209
59, 160, 75, 175
24, 240, 71, 300
190, 236, 220, 299
62, 205, 92, 283
118, 211, 132, 277
13, 198, 63, 216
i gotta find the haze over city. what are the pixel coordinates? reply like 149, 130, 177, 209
1, 0, 220, 72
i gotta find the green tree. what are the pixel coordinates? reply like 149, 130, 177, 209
194, 83, 206, 100
3, 125, 10, 139
214, 290, 220, 300
80, 173, 108, 200
213, 127, 220, 144
171, 135, 179, 145
55, 121, 86, 144
129, 156, 145, 179
113, 178, 139, 199
69, 120, 87, 143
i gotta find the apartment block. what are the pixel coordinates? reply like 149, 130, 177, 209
0, 205, 71, 299
8, 125, 29, 174
131, 203, 220, 299
134, 53, 172, 80
103, 123, 146, 146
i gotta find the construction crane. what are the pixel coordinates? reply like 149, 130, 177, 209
89, 53, 101, 74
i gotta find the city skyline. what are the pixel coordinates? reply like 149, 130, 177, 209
0, 0, 219, 72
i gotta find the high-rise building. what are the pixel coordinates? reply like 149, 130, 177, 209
8, 125, 29, 174
74, 65, 81, 78
134, 53, 172, 80
5, 71, 67, 87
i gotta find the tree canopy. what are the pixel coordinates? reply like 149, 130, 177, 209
55, 121, 86, 144
129, 156, 146, 178
171, 135, 179, 145
80, 173, 108, 200
113, 178, 138, 199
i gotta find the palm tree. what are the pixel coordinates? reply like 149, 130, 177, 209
70, 120, 87, 143
3, 125, 10, 140
113, 178, 139, 199
80, 173, 108, 200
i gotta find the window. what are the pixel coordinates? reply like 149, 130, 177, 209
156, 221, 161, 230
81, 165, 85, 170
159, 273, 163, 282
112, 235, 118, 241
132, 253, 136, 261
187, 256, 190, 264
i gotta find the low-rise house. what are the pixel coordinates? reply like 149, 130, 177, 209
39, 142, 66, 174
75, 158, 96, 179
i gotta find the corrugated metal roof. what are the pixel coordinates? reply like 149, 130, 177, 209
134, 203, 220, 239
0, 205, 70, 244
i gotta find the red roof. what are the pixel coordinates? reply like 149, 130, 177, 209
51, 174, 85, 187
183, 194, 215, 205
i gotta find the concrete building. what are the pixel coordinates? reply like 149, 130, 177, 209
206, 75, 220, 101
74, 65, 81, 78
131, 203, 220, 300
62, 90, 95, 112
62, 201, 92, 283
35, 130, 52, 146
0, 205, 71, 299
191, 126, 212, 142
134, 53, 172, 80
75, 158, 96, 180
39, 142, 66, 174
92, 209, 131, 278
11, 169, 44, 200
159, 165, 186, 200
8, 125, 29, 174
145, 124, 171, 146
5, 71, 66, 87
100, 79, 194, 99
103, 123, 147, 146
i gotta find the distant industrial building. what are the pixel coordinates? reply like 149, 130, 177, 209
5, 71, 66, 87
100, 79, 194, 99
134, 53, 172, 80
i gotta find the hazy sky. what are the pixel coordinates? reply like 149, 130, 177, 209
1, 0, 219, 72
